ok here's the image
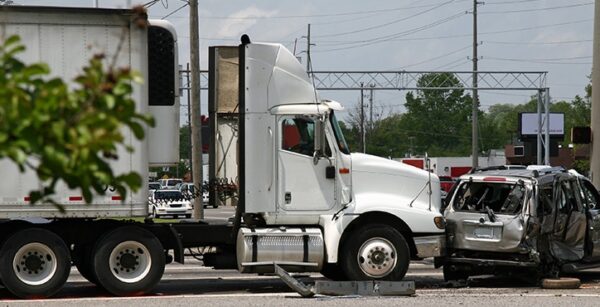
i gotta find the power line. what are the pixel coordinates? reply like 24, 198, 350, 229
401, 45, 471, 69
485, 0, 551, 4
313, 18, 592, 46
430, 58, 469, 70
486, 56, 592, 65
192, 2, 455, 20
314, 0, 457, 38
485, 39, 592, 45
480, 2, 592, 14
162, 2, 188, 20
313, 12, 466, 53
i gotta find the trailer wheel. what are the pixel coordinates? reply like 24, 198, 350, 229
72, 244, 98, 285
341, 225, 410, 280
0, 228, 70, 298
92, 226, 165, 296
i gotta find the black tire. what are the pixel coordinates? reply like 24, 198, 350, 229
91, 226, 165, 296
320, 263, 347, 281
212, 204, 218, 208
0, 228, 71, 298
443, 265, 469, 281
185, 214, 192, 219
341, 225, 410, 281
72, 244, 98, 285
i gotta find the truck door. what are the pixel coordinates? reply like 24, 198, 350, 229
579, 179, 600, 259
277, 115, 335, 211
549, 176, 586, 261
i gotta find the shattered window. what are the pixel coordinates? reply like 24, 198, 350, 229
537, 185, 554, 216
453, 182, 526, 215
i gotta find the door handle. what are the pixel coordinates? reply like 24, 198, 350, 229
285, 192, 292, 204
325, 166, 335, 179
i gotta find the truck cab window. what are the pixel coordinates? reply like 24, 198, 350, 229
330, 112, 350, 155
282, 117, 315, 156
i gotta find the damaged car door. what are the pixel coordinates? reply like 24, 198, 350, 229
545, 175, 587, 262
579, 178, 600, 259
445, 178, 530, 253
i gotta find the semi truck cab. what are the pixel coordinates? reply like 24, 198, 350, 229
211, 39, 446, 280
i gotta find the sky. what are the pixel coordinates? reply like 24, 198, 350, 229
11, 0, 596, 122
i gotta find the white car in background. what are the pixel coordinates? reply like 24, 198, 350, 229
158, 178, 183, 189
148, 189, 192, 218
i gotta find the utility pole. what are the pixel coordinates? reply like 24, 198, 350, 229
360, 82, 365, 153
186, 63, 193, 173
189, 0, 204, 219
471, 0, 480, 170
306, 24, 311, 73
591, 0, 600, 187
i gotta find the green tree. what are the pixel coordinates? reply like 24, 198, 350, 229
402, 73, 473, 156
0, 35, 153, 205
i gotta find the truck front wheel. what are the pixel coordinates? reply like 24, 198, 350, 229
91, 226, 165, 296
341, 225, 410, 280
0, 228, 71, 298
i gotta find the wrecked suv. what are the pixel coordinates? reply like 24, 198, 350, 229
437, 166, 600, 281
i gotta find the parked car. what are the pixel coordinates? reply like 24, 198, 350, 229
176, 182, 215, 208
438, 166, 600, 282
159, 178, 183, 189
148, 189, 192, 218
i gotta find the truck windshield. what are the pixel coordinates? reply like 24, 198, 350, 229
330, 111, 350, 154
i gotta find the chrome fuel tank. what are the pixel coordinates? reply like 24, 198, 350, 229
236, 227, 324, 273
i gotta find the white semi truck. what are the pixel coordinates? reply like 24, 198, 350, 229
0, 6, 445, 299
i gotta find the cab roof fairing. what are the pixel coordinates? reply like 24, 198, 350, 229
245, 43, 320, 112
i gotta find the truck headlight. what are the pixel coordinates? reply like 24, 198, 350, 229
434, 216, 446, 229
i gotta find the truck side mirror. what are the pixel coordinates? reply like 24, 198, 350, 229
313, 117, 327, 165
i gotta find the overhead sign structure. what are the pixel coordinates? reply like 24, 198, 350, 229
519, 112, 564, 137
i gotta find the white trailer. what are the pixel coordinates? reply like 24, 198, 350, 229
0, 6, 446, 299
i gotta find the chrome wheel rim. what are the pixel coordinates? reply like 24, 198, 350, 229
108, 241, 152, 283
357, 237, 397, 278
13, 243, 58, 286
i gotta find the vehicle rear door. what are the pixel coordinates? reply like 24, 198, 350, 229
444, 178, 530, 252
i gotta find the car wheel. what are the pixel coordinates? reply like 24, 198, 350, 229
341, 225, 410, 280
213, 204, 218, 208
91, 226, 165, 296
0, 228, 71, 298
185, 214, 192, 219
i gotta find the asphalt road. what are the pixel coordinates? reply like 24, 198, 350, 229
3, 207, 600, 306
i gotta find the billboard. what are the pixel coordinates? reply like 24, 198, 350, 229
519, 112, 564, 137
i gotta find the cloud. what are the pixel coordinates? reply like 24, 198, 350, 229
217, 6, 278, 37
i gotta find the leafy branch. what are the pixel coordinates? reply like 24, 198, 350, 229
0, 35, 154, 207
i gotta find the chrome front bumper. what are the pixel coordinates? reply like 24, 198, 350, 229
414, 234, 446, 258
